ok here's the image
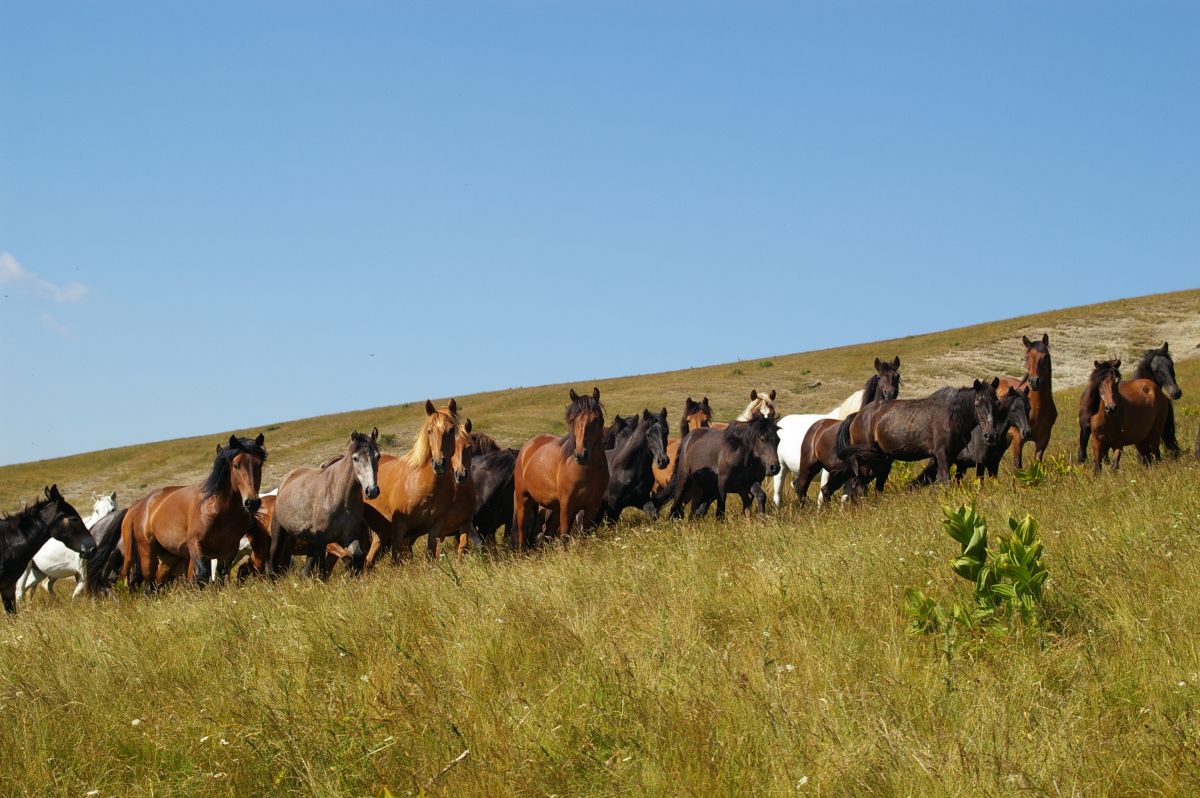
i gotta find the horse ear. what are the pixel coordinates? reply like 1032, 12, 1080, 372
702, 397, 709, 407
229, 434, 239, 448
1042, 333, 1049, 345
973, 379, 984, 391
592, 387, 600, 401
1022, 335, 1032, 348
1094, 360, 1102, 369
1162, 341, 1169, 352
892, 356, 900, 369
1022, 384, 1031, 397
448, 398, 458, 415
44, 485, 52, 499
768, 389, 776, 400
425, 399, 436, 415
465, 418, 473, 433
874, 358, 882, 370
569, 389, 579, 401
990, 377, 1000, 390
1114, 359, 1121, 368
660, 407, 668, 420
110, 491, 117, 501
371, 426, 379, 441
217, 443, 223, 454
351, 429, 358, 440
750, 389, 758, 400
255, 432, 265, 447
642, 408, 651, 420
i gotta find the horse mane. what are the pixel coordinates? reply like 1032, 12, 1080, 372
403, 407, 461, 469
834, 413, 857, 456
319, 454, 344, 470
560, 393, 605, 456
724, 416, 776, 447
861, 375, 880, 404
1133, 344, 1170, 380
1081, 360, 1121, 417
202, 436, 268, 499
734, 393, 774, 422
470, 431, 501, 455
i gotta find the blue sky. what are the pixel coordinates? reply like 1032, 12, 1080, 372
1, 1, 1197, 466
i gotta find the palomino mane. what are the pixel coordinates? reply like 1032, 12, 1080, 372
202, 436, 267, 499
403, 407, 462, 469
734, 393, 775, 422
560, 394, 605, 456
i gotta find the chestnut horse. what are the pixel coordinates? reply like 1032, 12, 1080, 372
653, 397, 714, 494
269, 429, 380, 578
1079, 343, 1182, 463
513, 388, 608, 547
364, 400, 469, 561
1083, 359, 1169, 473
121, 434, 266, 592
998, 335, 1057, 468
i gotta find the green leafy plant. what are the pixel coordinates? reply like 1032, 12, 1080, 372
730, 368, 744, 376
758, 360, 774, 369
1014, 460, 1048, 487
904, 505, 1048, 635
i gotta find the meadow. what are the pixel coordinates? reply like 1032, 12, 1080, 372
1, 288, 1199, 797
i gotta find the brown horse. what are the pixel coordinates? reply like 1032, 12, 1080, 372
998, 334, 1057, 468
364, 400, 469, 561
121, 434, 266, 592
1083, 359, 1169, 473
793, 415, 890, 505
513, 388, 608, 547
653, 397, 715, 494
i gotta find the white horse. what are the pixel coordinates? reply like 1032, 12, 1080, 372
773, 358, 901, 506
16, 492, 118, 600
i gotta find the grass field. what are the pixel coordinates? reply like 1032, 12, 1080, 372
2, 289, 1199, 797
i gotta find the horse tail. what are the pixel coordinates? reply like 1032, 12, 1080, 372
833, 413, 857, 458
85, 508, 128, 595
1163, 401, 1180, 457
657, 436, 689, 509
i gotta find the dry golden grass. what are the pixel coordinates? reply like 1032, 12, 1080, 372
1, 289, 1199, 797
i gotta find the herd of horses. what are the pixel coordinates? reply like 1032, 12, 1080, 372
0, 337, 1191, 612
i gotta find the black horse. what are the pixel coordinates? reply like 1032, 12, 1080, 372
1079, 342, 1182, 462
847, 378, 1004, 488
604, 414, 637, 450
911, 385, 1033, 485
664, 417, 781, 520
600, 408, 670, 523
470, 447, 519, 550
1, 485, 97, 612
83, 507, 130, 594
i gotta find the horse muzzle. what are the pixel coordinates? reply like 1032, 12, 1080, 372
574, 450, 589, 465
656, 457, 670, 469
983, 433, 1000, 446
1028, 377, 1041, 390
767, 464, 781, 476
78, 541, 97, 559
364, 485, 380, 500
244, 497, 262, 513
454, 469, 468, 484
432, 459, 447, 475
1104, 405, 1117, 416
1169, 386, 1183, 400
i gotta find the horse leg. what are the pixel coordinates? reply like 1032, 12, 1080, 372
138, 538, 159, 596
793, 461, 823, 507
2, 586, 15, 614
186, 537, 206, 586
874, 459, 893, 493
15, 563, 39, 602
1078, 423, 1091, 464
771, 466, 786, 508
71, 576, 86, 599
1092, 437, 1105, 474
1111, 447, 1123, 471
1010, 428, 1024, 470
749, 483, 767, 516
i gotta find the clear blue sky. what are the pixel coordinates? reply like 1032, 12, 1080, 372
2, 2, 1197, 466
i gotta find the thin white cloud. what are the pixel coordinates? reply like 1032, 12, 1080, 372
0, 251, 90, 303
38, 313, 76, 339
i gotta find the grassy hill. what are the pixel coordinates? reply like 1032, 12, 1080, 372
2, 288, 1200, 797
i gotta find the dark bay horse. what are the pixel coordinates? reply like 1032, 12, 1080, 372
364, 400, 468, 561
653, 397, 714, 495
792, 415, 890, 505
513, 388, 608, 546
911, 385, 1033, 485
604, 414, 637, 450
469, 447, 519, 550
121, 434, 266, 591
1083, 359, 1169, 473
269, 429, 380, 578
998, 334, 1056, 468
664, 416, 781, 519
1, 486, 96, 612
600, 408, 670, 523
848, 379, 1003, 487
1079, 343, 1181, 462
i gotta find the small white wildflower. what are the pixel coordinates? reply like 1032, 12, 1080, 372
798, 775, 809, 787
1178, 681, 1187, 688
496, 617, 504, 624
86, 792, 100, 797
785, 664, 795, 672
360, 674, 370, 683
220, 738, 229, 746
199, 735, 210, 743
130, 718, 141, 726
338, 650, 347, 657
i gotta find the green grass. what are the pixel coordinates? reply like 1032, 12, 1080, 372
2, 288, 1200, 797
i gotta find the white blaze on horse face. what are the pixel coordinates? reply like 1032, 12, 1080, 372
353, 451, 379, 495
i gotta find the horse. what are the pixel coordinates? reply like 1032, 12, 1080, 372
1078, 343, 1181, 463
364, 400, 469, 561
16, 491, 117, 601
1, 486, 97, 613
468, 447, 519, 551
235, 494, 364, 579
469, 431, 502, 456
120, 434, 266, 592
773, 357, 901, 505
791, 415, 891, 505
911, 385, 1033, 485
998, 335, 1057, 468
268, 429, 380, 578
847, 379, 1003, 487
709, 389, 779, 430
600, 408, 670, 523
652, 397, 714, 494
1083, 359, 1169, 473
513, 387, 609, 547
664, 416, 781, 520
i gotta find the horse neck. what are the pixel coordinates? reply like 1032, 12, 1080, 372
3, 510, 55, 572
326, 450, 361, 500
